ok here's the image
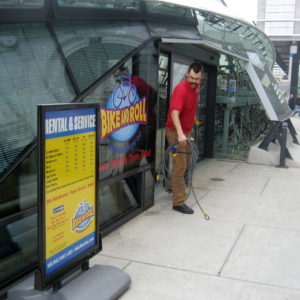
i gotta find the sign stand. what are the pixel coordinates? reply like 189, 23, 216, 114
8, 103, 131, 300
8, 264, 131, 300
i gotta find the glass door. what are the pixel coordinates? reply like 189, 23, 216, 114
195, 68, 208, 159
155, 52, 209, 183
155, 53, 170, 176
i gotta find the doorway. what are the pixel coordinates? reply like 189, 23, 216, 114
170, 54, 208, 160
155, 50, 216, 180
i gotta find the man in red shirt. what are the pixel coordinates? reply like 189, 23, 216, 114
165, 62, 203, 214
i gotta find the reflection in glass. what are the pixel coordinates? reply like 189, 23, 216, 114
158, 54, 169, 128
99, 178, 139, 226
144, 168, 155, 209
0, 214, 37, 289
0, 0, 44, 9
156, 54, 169, 174
81, 42, 157, 226
57, 0, 139, 10
147, 21, 201, 40
0, 23, 76, 174
193, 70, 208, 159
145, 2, 193, 18
195, 9, 275, 71
172, 62, 188, 90
0, 149, 37, 289
54, 20, 150, 92
0, 150, 37, 218
85, 43, 157, 181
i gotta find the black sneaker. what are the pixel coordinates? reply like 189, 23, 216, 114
173, 204, 194, 214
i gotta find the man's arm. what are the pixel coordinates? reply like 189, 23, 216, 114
171, 110, 187, 144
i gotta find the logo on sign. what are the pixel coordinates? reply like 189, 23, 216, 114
72, 201, 95, 233
100, 75, 147, 145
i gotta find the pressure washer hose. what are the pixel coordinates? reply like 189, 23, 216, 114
162, 139, 210, 220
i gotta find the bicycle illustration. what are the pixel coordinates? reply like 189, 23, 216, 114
112, 74, 137, 108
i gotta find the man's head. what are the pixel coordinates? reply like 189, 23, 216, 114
186, 62, 203, 89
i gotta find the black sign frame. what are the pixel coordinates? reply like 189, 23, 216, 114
35, 103, 101, 291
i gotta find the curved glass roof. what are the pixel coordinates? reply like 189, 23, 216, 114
0, 0, 275, 70
0, 0, 290, 120
152, 0, 275, 70
52, 0, 276, 70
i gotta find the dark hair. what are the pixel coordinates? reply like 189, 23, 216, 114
188, 62, 203, 74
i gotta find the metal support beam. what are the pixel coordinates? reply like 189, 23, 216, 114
258, 121, 281, 150
278, 122, 288, 168
287, 119, 299, 144
259, 120, 293, 166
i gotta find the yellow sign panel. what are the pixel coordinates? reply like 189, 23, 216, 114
44, 108, 97, 275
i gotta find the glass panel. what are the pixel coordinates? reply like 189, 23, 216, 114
85, 43, 157, 182
195, 9, 275, 70
0, 150, 38, 289
214, 55, 269, 160
148, 22, 201, 40
54, 20, 150, 92
158, 54, 169, 128
0, 23, 76, 174
199, 15, 249, 60
0, 149, 37, 218
0, 0, 44, 8
0, 214, 37, 289
196, 11, 226, 47
156, 54, 169, 175
223, 31, 248, 59
247, 51, 264, 69
251, 63, 292, 121
172, 62, 188, 90
100, 176, 139, 226
193, 69, 208, 159
145, 2, 193, 18
57, 0, 139, 10
241, 29, 274, 69
144, 168, 155, 209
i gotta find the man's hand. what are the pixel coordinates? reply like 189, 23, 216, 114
177, 132, 187, 144
171, 110, 187, 144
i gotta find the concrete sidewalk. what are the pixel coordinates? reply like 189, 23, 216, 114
91, 159, 300, 300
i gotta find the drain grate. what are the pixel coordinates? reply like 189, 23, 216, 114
210, 177, 225, 181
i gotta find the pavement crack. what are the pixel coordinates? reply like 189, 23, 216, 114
218, 224, 246, 276
260, 176, 271, 196
123, 261, 132, 270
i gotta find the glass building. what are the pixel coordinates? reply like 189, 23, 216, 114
0, 0, 292, 294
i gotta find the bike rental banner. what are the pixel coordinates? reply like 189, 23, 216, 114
99, 72, 156, 179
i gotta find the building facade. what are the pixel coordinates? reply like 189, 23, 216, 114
0, 0, 292, 295
257, 0, 300, 99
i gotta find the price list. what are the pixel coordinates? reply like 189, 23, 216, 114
45, 132, 96, 194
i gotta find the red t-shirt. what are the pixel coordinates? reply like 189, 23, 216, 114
166, 79, 199, 133
131, 76, 155, 98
